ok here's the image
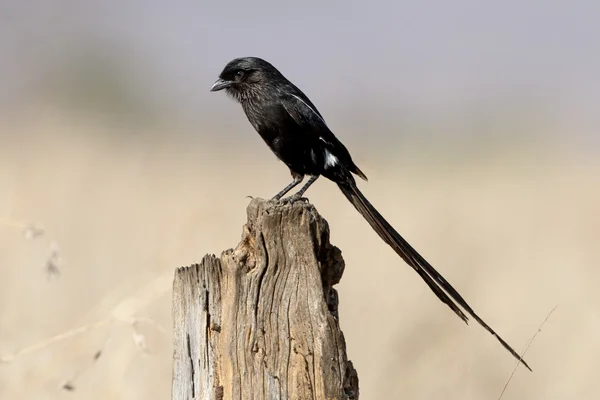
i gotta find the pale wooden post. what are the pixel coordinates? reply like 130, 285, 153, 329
172, 198, 359, 400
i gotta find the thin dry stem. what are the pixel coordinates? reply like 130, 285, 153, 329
497, 305, 557, 400
0, 274, 170, 364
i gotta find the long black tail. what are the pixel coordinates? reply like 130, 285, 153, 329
337, 178, 531, 371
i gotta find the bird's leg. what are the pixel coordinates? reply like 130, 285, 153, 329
273, 172, 304, 200
286, 175, 319, 201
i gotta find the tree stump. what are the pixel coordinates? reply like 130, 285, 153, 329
172, 198, 359, 400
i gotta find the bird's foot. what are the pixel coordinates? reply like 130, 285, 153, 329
279, 193, 309, 204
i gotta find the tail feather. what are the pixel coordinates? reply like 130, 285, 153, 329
337, 178, 531, 371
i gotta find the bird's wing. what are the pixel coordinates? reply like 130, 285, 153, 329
281, 92, 327, 128
280, 91, 367, 180
280, 92, 349, 153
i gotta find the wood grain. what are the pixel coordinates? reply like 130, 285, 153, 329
172, 198, 358, 400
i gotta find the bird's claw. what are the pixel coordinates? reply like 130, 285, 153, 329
279, 193, 309, 204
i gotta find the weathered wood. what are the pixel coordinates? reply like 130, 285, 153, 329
172, 198, 359, 400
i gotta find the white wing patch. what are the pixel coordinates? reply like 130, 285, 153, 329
291, 94, 328, 126
324, 149, 338, 168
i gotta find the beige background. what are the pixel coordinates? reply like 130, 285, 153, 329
1, 113, 598, 399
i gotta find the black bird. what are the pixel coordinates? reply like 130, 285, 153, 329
210, 56, 531, 370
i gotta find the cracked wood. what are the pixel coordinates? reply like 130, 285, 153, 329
172, 198, 359, 400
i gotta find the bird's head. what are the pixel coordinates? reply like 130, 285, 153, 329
210, 57, 283, 101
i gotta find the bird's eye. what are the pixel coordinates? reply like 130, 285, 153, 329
234, 70, 245, 80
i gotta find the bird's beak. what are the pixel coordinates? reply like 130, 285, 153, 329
210, 78, 231, 92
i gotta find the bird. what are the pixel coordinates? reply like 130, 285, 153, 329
210, 56, 531, 371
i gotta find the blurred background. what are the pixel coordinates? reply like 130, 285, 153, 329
1, 1, 599, 399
